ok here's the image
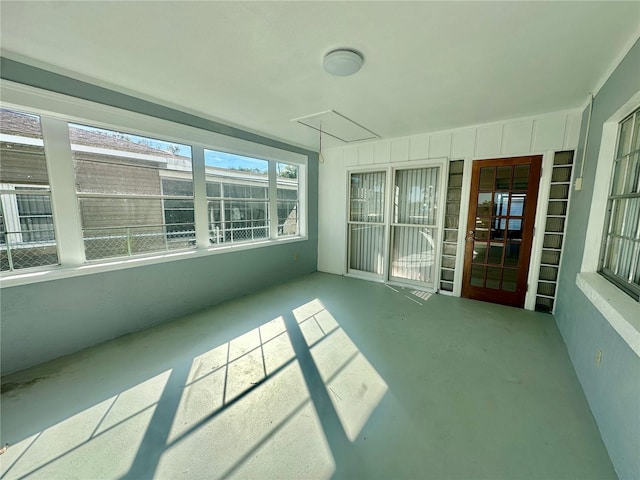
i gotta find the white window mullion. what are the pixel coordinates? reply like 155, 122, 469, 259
268, 161, 278, 239
192, 146, 209, 249
0, 184, 22, 242
39, 116, 85, 265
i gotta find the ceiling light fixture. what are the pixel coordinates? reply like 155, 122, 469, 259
323, 49, 364, 77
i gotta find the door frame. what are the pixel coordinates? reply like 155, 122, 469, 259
461, 155, 542, 307
452, 152, 555, 310
345, 158, 449, 291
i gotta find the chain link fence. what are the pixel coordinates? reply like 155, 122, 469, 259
2, 220, 281, 271
209, 220, 269, 245
84, 224, 196, 261
0, 229, 59, 272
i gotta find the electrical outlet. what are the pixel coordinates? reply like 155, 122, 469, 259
595, 349, 602, 367
293, 252, 299, 262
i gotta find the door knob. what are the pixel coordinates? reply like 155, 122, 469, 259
466, 230, 474, 242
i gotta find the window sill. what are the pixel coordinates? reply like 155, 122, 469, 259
576, 272, 640, 356
0, 235, 307, 289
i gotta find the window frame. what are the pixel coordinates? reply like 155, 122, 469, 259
579, 90, 640, 357
597, 108, 640, 301
0, 81, 308, 287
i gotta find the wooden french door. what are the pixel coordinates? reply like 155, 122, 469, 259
461, 156, 542, 307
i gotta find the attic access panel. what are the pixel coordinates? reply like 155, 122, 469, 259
292, 110, 380, 143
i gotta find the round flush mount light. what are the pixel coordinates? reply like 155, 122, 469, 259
323, 49, 364, 77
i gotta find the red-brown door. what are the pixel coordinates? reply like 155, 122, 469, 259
461, 156, 542, 307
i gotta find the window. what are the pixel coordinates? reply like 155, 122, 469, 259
205, 149, 269, 244
0, 84, 307, 281
69, 123, 194, 260
0, 108, 59, 271
599, 107, 640, 300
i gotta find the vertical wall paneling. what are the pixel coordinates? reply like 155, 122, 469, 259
451, 129, 475, 158
343, 145, 358, 166
533, 114, 566, 151
564, 112, 583, 150
535, 150, 574, 312
440, 160, 465, 293
503, 120, 534, 154
429, 133, 451, 158
358, 143, 374, 165
409, 134, 429, 160
391, 138, 410, 163
475, 124, 504, 157
374, 141, 392, 164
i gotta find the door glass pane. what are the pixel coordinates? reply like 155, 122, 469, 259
477, 193, 492, 215
502, 268, 517, 292
475, 216, 490, 240
479, 167, 494, 190
507, 219, 523, 240
471, 265, 485, 286
349, 224, 385, 274
495, 166, 511, 189
394, 167, 439, 225
391, 226, 435, 283
513, 165, 530, 189
509, 193, 526, 216
490, 218, 505, 240
350, 172, 385, 223
488, 244, 503, 264
486, 267, 501, 289
473, 241, 487, 263
504, 243, 520, 266
493, 193, 508, 215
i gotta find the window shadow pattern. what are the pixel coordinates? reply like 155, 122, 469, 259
1, 301, 387, 480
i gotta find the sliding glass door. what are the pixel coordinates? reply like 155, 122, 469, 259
390, 167, 440, 288
348, 162, 445, 290
348, 171, 386, 276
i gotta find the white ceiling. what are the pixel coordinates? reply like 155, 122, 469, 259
1, 1, 639, 151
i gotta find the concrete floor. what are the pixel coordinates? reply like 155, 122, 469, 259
0, 272, 616, 479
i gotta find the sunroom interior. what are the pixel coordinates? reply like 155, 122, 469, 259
0, 2, 638, 480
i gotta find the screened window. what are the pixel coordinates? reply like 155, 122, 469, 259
600, 107, 640, 300
205, 149, 269, 244
0, 108, 59, 271
69, 123, 194, 260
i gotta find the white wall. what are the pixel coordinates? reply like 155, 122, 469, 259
318, 109, 582, 285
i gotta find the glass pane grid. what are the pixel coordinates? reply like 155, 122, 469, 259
440, 161, 464, 288
600, 109, 640, 299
